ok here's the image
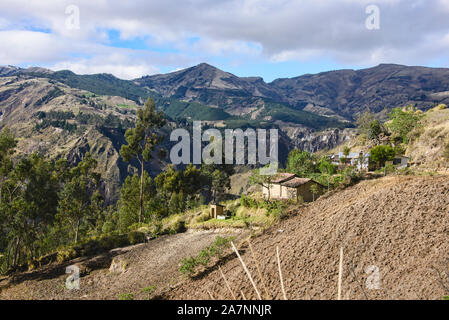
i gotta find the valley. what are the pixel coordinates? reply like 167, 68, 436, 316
0, 62, 448, 301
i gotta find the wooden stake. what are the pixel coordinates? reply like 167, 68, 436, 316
240, 290, 247, 300
337, 247, 344, 300
247, 238, 272, 299
207, 290, 215, 300
276, 246, 287, 300
219, 266, 236, 300
231, 241, 262, 300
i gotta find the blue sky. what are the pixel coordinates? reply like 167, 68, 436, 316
1, 0, 449, 81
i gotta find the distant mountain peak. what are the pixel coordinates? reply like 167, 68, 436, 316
194, 62, 217, 70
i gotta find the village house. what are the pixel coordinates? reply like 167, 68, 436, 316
262, 173, 324, 202
392, 155, 410, 169
331, 152, 374, 171
330, 151, 409, 171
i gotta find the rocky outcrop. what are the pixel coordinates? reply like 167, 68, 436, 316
280, 125, 355, 153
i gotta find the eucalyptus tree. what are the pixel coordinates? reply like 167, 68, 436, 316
120, 97, 166, 223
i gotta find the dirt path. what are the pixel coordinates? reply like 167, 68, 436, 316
168, 176, 449, 300
0, 229, 245, 300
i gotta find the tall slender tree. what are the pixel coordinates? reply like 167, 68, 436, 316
0, 127, 17, 204
120, 97, 166, 223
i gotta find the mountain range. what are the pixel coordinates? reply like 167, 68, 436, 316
1, 62, 449, 201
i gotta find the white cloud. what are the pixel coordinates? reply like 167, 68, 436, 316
52, 56, 159, 80
1, 0, 449, 77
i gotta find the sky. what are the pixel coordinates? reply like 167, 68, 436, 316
1, 0, 449, 82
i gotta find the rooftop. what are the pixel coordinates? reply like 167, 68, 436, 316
281, 177, 312, 188
271, 173, 296, 184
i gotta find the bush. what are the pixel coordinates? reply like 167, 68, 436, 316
141, 285, 157, 300
194, 211, 211, 223
128, 231, 146, 245
169, 219, 186, 234
240, 195, 259, 208
180, 257, 197, 275
149, 221, 163, 236
384, 163, 396, 175
179, 236, 234, 276
98, 234, 129, 250
56, 248, 77, 263
76, 239, 103, 256
196, 249, 211, 266
118, 293, 134, 300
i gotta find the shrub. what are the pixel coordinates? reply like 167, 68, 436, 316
56, 248, 77, 263
98, 234, 129, 250
141, 285, 157, 300
209, 236, 233, 258
179, 236, 234, 276
118, 293, 134, 300
339, 167, 362, 186
149, 221, 163, 236
196, 249, 210, 266
128, 231, 146, 245
382, 163, 396, 176
180, 257, 197, 275
168, 218, 187, 234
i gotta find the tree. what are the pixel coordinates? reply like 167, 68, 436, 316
387, 106, 423, 144
356, 111, 376, 134
181, 164, 206, 197
56, 153, 100, 243
0, 127, 17, 204
368, 120, 383, 143
154, 165, 181, 202
370, 145, 395, 169
117, 172, 154, 232
249, 165, 278, 201
2, 153, 59, 266
318, 157, 335, 192
340, 146, 351, 165
200, 163, 234, 203
356, 111, 385, 143
120, 97, 166, 223
286, 149, 317, 176
310, 184, 319, 202
211, 169, 231, 202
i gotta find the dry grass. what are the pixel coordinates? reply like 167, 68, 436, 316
407, 109, 449, 169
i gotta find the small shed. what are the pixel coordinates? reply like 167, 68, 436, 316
210, 203, 225, 219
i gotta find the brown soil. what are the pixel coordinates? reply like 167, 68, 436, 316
1, 175, 448, 300
168, 175, 449, 300
0, 230, 245, 300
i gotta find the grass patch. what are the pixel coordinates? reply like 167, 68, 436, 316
118, 293, 134, 300
117, 103, 135, 109
179, 236, 234, 277
141, 285, 157, 300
